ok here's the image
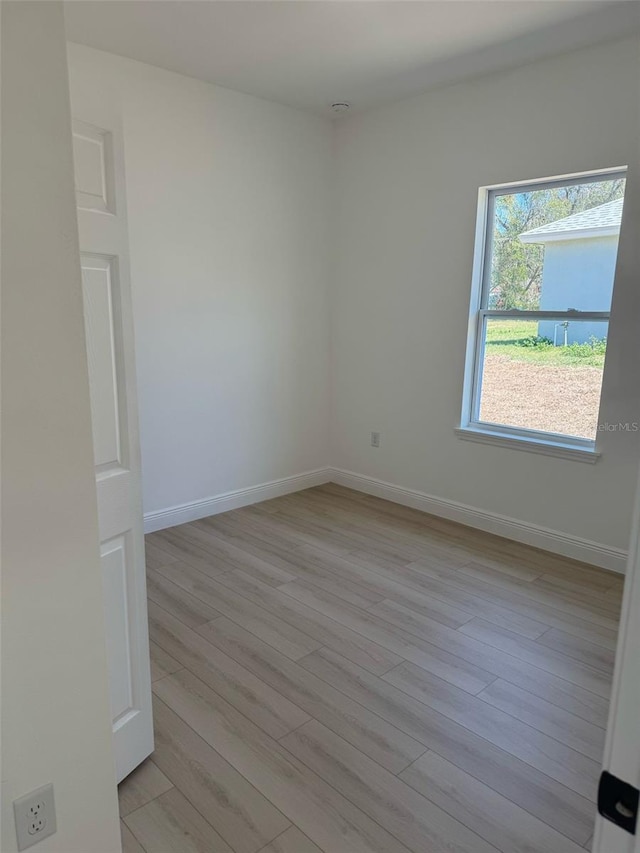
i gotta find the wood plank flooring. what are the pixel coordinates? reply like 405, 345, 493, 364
120, 484, 623, 853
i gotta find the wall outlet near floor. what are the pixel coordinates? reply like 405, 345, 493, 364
370, 431, 381, 448
14, 785, 56, 850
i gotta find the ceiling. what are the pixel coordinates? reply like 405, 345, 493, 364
64, 1, 640, 118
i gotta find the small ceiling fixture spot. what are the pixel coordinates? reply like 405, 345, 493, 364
331, 102, 350, 114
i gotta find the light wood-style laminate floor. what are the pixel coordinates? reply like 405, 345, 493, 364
120, 484, 623, 853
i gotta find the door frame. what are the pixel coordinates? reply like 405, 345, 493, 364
593, 467, 640, 852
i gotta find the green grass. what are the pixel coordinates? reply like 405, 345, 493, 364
485, 320, 606, 368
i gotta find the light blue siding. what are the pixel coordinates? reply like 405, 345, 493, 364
538, 236, 618, 344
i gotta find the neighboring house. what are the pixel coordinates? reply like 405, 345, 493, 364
520, 197, 623, 344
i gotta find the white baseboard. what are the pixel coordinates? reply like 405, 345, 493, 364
144, 463, 627, 573
143, 468, 332, 533
329, 467, 627, 574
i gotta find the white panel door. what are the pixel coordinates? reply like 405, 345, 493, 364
71, 109, 153, 782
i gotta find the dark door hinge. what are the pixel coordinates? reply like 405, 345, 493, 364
598, 771, 639, 835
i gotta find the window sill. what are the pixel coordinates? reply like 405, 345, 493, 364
454, 426, 600, 463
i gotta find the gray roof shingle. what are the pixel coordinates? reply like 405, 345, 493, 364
520, 198, 623, 243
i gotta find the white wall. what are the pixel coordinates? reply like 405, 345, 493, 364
66, 44, 333, 524
66, 37, 640, 564
331, 37, 640, 557
1, 4, 121, 851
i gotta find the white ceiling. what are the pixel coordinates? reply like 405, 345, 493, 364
64, 0, 640, 118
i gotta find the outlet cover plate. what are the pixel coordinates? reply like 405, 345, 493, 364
14, 784, 56, 850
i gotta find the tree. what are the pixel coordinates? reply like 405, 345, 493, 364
489, 179, 625, 309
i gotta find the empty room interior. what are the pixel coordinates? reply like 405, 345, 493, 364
3, 1, 640, 852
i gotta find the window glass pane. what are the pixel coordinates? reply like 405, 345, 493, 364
478, 318, 608, 440
488, 178, 625, 311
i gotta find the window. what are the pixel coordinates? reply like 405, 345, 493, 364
459, 168, 626, 460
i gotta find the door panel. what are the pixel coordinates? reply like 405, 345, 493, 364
72, 107, 153, 782
81, 256, 122, 470
101, 538, 134, 722
72, 119, 115, 214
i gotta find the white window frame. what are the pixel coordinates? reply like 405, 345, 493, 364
457, 167, 627, 463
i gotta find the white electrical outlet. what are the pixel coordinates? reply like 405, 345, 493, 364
14, 785, 56, 850
371, 431, 381, 448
